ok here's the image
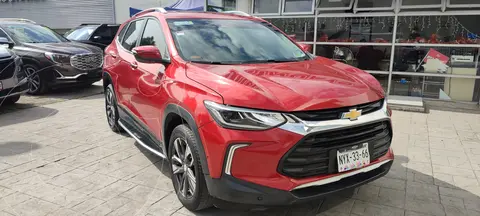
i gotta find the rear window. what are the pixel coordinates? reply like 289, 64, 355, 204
65, 26, 97, 41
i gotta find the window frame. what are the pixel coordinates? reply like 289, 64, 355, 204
446, 0, 480, 9
398, 0, 443, 10
139, 17, 171, 61
316, 0, 355, 12
251, 0, 283, 15
354, 0, 395, 13
282, 0, 316, 15
118, 18, 147, 53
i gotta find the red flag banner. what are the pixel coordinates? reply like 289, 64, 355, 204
424, 48, 449, 64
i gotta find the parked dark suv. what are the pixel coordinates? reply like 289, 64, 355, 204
65, 23, 120, 50
0, 19, 104, 95
0, 37, 27, 105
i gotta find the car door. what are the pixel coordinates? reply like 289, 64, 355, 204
133, 18, 172, 143
115, 18, 146, 118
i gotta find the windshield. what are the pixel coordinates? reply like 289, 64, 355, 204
2, 23, 68, 43
64, 26, 97, 40
167, 19, 309, 64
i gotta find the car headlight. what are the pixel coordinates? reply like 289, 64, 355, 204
204, 101, 286, 130
45, 52, 71, 64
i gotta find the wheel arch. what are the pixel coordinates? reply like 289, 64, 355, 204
163, 103, 210, 175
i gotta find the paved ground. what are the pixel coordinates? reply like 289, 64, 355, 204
1, 89, 480, 216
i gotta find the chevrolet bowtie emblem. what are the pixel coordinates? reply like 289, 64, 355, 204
342, 109, 362, 121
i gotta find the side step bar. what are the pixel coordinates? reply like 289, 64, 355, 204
119, 121, 166, 159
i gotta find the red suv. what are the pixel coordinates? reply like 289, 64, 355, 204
103, 8, 394, 211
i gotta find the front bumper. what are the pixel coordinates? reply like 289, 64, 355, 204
205, 156, 393, 206
52, 65, 102, 85
198, 100, 393, 206
0, 79, 28, 99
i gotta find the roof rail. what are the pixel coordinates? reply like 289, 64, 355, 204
0, 18, 36, 24
133, 7, 167, 17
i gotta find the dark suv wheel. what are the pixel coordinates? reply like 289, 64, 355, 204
24, 64, 47, 95
168, 124, 213, 211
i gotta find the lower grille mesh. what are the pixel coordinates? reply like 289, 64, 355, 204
278, 121, 392, 178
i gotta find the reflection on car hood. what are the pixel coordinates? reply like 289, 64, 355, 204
21, 42, 102, 55
186, 57, 385, 112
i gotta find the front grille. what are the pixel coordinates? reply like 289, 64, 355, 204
278, 121, 392, 178
0, 57, 15, 80
70, 53, 103, 71
292, 99, 384, 121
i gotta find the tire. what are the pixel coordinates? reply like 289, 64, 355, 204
169, 124, 213, 211
24, 64, 48, 95
105, 84, 123, 133
1, 95, 20, 106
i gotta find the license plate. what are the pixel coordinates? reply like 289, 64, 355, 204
337, 143, 370, 172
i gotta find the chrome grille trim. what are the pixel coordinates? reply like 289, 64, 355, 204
70, 53, 103, 71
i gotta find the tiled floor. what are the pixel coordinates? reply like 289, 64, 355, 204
1, 92, 480, 216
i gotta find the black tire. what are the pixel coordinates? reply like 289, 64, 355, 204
1, 95, 20, 106
169, 124, 213, 211
24, 64, 48, 95
105, 84, 123, 133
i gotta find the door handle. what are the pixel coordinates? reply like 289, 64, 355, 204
130, 62, 138, 69
108, 51, 117, 58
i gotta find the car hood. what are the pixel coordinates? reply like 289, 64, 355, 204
21, 42, 102, 55
186, 57, 385, 112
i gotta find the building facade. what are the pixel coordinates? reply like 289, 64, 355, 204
243, 0, 480, 103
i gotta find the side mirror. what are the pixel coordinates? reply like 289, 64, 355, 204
298, 43, 312, 53
132, 46, 169, 64
0, 37, 14, 49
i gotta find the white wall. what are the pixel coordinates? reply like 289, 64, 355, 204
237, 0, 252, 13
114, 0, 177, 24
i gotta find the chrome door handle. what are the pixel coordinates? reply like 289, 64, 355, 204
130, 62, 138, 69
108, 51, 117, 58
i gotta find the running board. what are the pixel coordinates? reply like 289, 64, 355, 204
119, 121, 166, 159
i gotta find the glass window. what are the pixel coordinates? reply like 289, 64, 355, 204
263, 18, 315, 42
317, 0, 352, 9
253, 0, 280, 14
401, 0, 441, 6
167, 19, 309, 64
396, 15, 480, 45
315, 45, 392, 71
208, 0, 237, 11
449, 0, 478, 5
392, 46, 479, 74
140, 19, 170, 60
92, 26, 119, 42
0, 28, 8, 38
317, 16, 395, 43
390, 75, 480, 102
121, 19, 145, 51
2, 23, 67, 43
284, 0, 314, 13
371, 73, 389, 93
356, 0, 393, 8
64, 26, 97, 41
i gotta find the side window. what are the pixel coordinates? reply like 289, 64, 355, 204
0, 28, 8, 39
139, 19, 170, 60
121, 19, 145, 51
117, 24, 128, 43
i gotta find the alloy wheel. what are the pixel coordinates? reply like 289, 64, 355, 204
171, 137, 196, 199
24, 67, 40, 93
105, 89, 116, 127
